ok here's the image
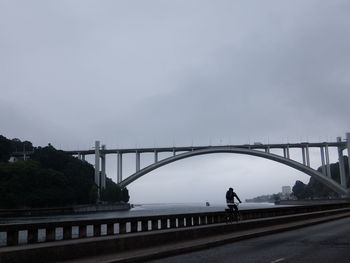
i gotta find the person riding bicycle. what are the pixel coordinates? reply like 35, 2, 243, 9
226, 187, 242, 221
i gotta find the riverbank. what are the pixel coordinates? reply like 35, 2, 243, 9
0, 203, 131, 217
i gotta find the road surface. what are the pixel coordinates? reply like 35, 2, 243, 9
150, 217, 350, 263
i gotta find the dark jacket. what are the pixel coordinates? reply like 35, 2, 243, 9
226, 190, 242, 203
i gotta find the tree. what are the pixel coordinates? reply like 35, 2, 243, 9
100, 178, 122, 203
292, 180, 307, 199
0, 135, 129, 208
0, 135, 12, 162
121, 188, 130, 203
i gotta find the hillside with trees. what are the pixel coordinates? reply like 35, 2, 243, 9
292, 156, 349, 199
0, 135, 129, 209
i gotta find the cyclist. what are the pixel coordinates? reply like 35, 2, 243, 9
226, 187, 242, 222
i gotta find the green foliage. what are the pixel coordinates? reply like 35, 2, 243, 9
121, 188, 130, 203
0, 135, 129, 208
101, 178, 122, 202
31, 145, 97, 205
100, 178, 130, 203
0, 160, 72, 208
292, 180, 308, 199
11, 138, 33, 153
0, 135, 12, 162
292, 156, 349, 199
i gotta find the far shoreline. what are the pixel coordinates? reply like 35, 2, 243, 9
0, 203, 131, 217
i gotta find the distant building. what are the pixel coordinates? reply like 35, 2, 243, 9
282, 186, 291, 195
8, 156, 19, 163
8, 155, 29, 163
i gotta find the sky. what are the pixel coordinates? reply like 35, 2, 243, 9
1, 0, 350, 204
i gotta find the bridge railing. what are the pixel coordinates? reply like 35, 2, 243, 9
1, 203, 349, 247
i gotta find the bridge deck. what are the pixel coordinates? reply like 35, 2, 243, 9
65, 141, 346, 155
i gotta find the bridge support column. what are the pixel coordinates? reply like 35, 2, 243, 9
173, 148, 176, 156
283, 147, 289, 158
337, 137, 346, 188
101, 145, 106, 190
306, 146, 310, 167
117, 153, 123, 184
325, 144, 331, 178
95, 141, 100, 188
82, 155, 85, 161
136, 152, 140, 172
347, 133, 350, 180
154, 150, 158, 163
78, 153, 82, 160
265, 147, 270, 153
320, 147, 326, 177
302, 147, 306, 165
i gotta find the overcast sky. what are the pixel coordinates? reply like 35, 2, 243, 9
1, 0, 350, 204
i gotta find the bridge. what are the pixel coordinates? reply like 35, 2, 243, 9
66, 133, 350, 197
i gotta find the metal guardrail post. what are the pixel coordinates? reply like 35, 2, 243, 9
141, 220, 148, 232
151, 219, 158, 230
28, 229, 38, 244
63, 226, 72, 240
107, 223, 114, 235
46, 227, 56, 241
131, 221, 138, 232
78, 225, 87, 238
7, 230, 18, 246
170, 218, 177, 228
161, 218, 168, 229
178, 217, 185, 228
119, 222, 126, 234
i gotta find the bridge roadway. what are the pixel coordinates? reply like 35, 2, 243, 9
150, 216, 350, 263
65, 141, 347, 155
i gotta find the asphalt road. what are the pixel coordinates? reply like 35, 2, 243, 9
150, 217, 350, 263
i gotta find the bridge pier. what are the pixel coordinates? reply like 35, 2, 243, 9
283, 147, 290, 159
95, 141, 100, 192
117, 153, 123, 183
301, 145, 311, 167
136, 152, 140, 172
154, 150, 158, 163
306, 145, 310, 167
325, 144, 331, 178
265, 147, 270, 153
320, 146, 327, 177
101, 145, 106, 189
337, 137, 346, 188
347, 133, 350, 180
302, 147, 306, 165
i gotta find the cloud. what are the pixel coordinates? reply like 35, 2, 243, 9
1, 0, 349, 203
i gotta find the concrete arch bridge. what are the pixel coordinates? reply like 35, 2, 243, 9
67, 133, 350, 197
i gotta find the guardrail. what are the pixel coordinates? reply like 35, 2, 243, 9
1, 203, 349, 247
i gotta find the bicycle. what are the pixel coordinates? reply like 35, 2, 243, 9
225, 202, 241, 223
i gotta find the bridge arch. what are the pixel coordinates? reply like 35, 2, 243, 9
118, 147, 349, 196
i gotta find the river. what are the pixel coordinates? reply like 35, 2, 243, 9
0, 202, 278, 224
